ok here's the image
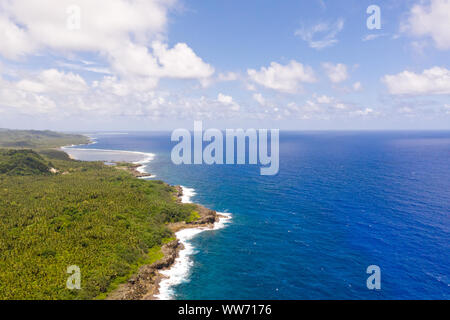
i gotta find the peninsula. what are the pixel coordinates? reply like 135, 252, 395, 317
0, 129, 218, 300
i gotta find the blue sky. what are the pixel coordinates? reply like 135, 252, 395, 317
0, 0, 449, 130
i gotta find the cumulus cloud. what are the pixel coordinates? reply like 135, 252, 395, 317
0, 0, 172, 54
322, 63, 348, 83
16, 69, 88, 93
382, 67, 450, 95
315, 95, 334, 104
218, 72, 239, 82
285, 100, 322, 119
103, 41, 214, 84
401, 0, 450, 50
253, 93, 266, 106
217, 93, 240, 111
0, 75, 57, 114
1, 67, 151, 116
314, 95, 349, 110
277, 94, 372, 120
295, 19, 344, 49
92, 76, 159, 97
353, 82, 362, 91
151, 42, 215, 79
0, 68, 245, 120
353, 108, 375, 116
0, 15, 36, 59
247, 61, 316, 93
334, 103, 348, 110
197, 71, 239, 88
0, 0, 214, 86
0, 0, 219, 119
56, 61, 112, 75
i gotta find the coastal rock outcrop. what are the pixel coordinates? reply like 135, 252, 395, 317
107, 185, 218, 300
107, 239, 182, 300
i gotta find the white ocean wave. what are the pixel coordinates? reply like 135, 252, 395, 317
179, 185, 196, 204
155, 186, 232, 300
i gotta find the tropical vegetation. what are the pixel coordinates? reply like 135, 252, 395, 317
0, 130, 196, 299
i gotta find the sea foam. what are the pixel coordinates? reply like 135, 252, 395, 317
179, 186, 196, 203
155, 186, 232, 300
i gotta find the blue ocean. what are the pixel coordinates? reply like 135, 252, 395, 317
66, 131, 450, 300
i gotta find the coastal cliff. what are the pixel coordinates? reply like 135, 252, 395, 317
107, 187, 219, 300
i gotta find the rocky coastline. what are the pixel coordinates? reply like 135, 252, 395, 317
106, 186, 219, 300
116, 163, 152, 178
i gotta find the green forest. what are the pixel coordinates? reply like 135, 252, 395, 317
0, 130, 196, 299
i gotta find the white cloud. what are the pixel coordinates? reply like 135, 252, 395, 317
0, 0, 172, 54
322, 63, 348, 83
197, 71, 239, 88
253, 93, 266, 106
353, 82, 362, 91
217, 93, 240, 111
247, 61, 316, 93
334, 103, 348, 110
1, 69, 158, 116
382, 67, 450, 95
362, 33, 387, 42
108, 42, 159, 79
151, 42, 215, 79
401, 0, 450, 50
93, 76, 158, 97
0, 0, 214, 86
217, 93, 233, 104
0, 0, 219, 118
218, 72, 239, 82
353, 108, 375, 116
106, 41, 214, 84
315, 95, 333, 104
56, 61, 112, 75
16, 69, 88, 93
315, 95, 348, 110
279, 94, 366, 120
0, 66, 244, 120
289, 100, 322, 117
0, 76, 57, 114
0, 15, 36, 59
295, 19, 344, 49
410, 40, 429, 55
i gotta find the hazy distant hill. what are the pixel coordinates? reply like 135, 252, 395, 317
0, 129, 89, 149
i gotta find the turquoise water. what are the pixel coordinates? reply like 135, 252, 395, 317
67, 131, 450, 299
